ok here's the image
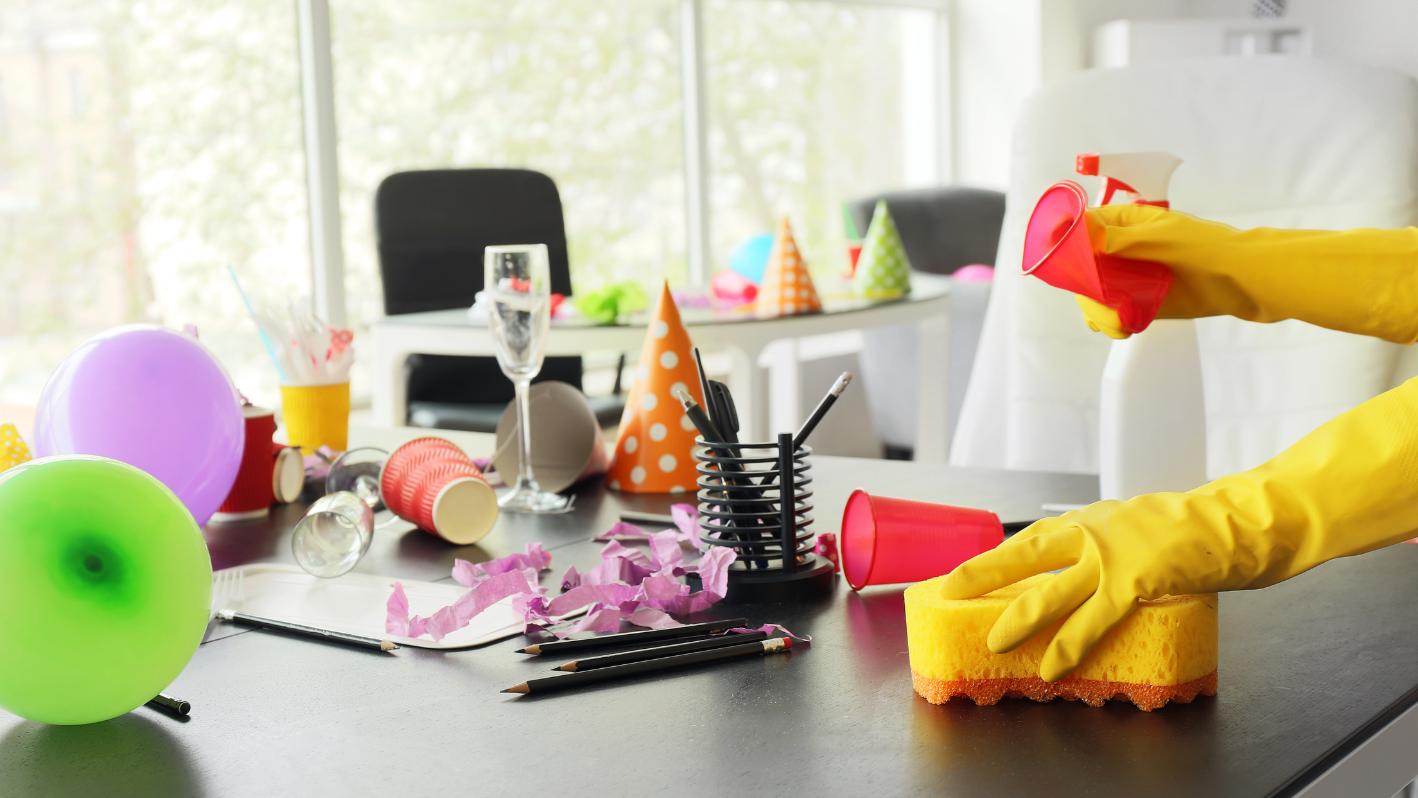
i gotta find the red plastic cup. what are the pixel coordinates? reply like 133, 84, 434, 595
407, 461, 497, 545
1022, 180, 1173, 335
839, 489, 1004, 590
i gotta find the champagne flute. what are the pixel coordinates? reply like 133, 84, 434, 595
485, 244, 570, 513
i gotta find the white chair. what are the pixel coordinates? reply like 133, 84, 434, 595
953, 56, 1418, 486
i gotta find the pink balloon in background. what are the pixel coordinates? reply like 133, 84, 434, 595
952, 264, 995, 283
34, 324, 245, 526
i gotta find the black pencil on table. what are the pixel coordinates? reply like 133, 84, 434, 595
514, 617, 747, 656
145, 693, 191, 717
503, 637, 793, 694
553, 631, 770, 672
216, 609, 399, 652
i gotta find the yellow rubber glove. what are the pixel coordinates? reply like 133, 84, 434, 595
939, 374, 1418, 682
1075, 204, 1418, 343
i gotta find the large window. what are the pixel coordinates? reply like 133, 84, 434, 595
0, 0, 944, 432
705, 0, 941, 280
0, 1, 308, 425
331, 0, 689, 314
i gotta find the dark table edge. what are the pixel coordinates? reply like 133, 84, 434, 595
1272, 679, 1418, 797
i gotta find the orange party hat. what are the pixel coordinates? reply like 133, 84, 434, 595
0, 423, 31, 472
607, 283, 705, 494
756, 217, 822, 318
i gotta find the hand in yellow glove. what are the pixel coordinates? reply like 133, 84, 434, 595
1074, 203, 1418, 343
940, 373, 1418, 682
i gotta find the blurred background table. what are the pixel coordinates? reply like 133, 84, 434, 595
369, 274, 953, 461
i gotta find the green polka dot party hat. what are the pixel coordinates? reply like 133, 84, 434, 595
853, 200, 913, 299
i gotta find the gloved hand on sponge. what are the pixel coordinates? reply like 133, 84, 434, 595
1074, 203, 1418, 342
940, 374, 1418, 682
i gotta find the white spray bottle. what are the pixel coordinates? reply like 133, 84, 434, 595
1085, 151, 1210, 502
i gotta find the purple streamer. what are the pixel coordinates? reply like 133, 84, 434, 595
386, 510, 738, 642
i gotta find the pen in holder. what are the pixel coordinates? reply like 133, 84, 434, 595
689, 432, 835, 602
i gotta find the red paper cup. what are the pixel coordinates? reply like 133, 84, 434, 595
839, 489, 1003, 590
213, 406, 278, 521
381, 437, 471, 516
407, 461, 497, 545
396, 454, 479, 520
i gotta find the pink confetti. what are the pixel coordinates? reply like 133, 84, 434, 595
814, 532, 840, 573
387, 569, 539, 642
725, 623, 813, 643
452, 542, 551, 586
385, 516, 737, 642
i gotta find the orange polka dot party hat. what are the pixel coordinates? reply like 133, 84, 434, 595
607, 282, 705, 494
756, 217, 822, 319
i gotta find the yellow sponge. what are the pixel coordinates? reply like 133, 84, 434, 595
906, 574, 1217, 711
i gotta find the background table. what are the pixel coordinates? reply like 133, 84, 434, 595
368, 273, 953, 461
5, 456, 1418, 797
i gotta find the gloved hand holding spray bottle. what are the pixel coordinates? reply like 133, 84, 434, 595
943, 152, 1418, 682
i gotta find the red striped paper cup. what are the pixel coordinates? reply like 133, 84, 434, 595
213, 406, 277, 521
381, 437, 471, 515
407, 461, 497, 545
397, 454, 481, 520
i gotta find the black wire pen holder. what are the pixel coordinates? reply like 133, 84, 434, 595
688, 432, 835, 602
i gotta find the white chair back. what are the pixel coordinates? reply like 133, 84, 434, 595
953, 56, 1418, 478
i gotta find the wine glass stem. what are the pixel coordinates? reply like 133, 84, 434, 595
515, 377, 540, 492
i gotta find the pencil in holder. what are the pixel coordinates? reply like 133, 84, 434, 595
688, 432, 835, 602
280, 382, 350, 452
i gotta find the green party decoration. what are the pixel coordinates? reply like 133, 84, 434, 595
573, 281, 649, 325
0, 456, 212, 725
853, 200, 913, 299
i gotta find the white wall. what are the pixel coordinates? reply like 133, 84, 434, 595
949, 0, 1041, 189
949, 0, 1418, 190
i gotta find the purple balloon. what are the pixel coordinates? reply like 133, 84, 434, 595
34, 325, 245, 526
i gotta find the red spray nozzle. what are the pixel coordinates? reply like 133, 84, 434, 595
1076, 152, 1100, 176
1022, 180, 1173, 335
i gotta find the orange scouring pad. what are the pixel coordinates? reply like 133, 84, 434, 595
905, 574, 1217, 712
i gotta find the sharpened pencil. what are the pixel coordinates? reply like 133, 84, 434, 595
554, 631, 770, 672
503, 637, 792, 694
217, 609, 399, 652
514, 618, 748, 656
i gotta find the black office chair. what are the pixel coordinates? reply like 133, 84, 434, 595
846, 186, 1007, 459
374, 168, 626, 432
847, 186, 1006, 276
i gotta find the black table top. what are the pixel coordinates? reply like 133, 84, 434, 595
3, 456, 1415, 797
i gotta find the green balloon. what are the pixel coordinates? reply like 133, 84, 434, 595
0, 456, 212, 725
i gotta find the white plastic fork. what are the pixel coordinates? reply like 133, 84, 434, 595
209, 568, 246, 620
